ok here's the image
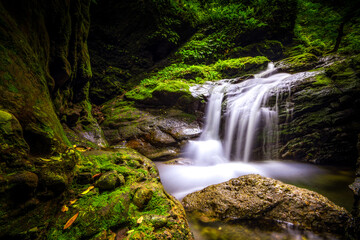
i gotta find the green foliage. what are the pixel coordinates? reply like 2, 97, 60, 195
289, 0, 360, 56
340, 19, 360, 54
175, 32, 234, 64
289, 0, 341, 56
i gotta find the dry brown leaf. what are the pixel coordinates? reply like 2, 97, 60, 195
92, 173, 102, 179
69, 199, 77, 205
63, 212, 79, 230
61, 205, 69, 212
137, 216, 143, 224
81, 186, 94, 195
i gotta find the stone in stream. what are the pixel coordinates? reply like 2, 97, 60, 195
182, 174, 351, 235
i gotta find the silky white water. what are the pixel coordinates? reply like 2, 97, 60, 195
184, 63, 293, 163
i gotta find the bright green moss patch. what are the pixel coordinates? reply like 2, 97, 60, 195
213, 56, 270, 78
46, 148, 191, 239
313, 74, 332, 86
125, 56, 270, 102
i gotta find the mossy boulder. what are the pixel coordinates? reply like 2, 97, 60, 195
276, 53, 318, 73
0, 110, 29, 164
133, 185, 154, 209
213, 56, 270, 79
46, 148, 193, 240
182, 174, 351, 235
95, 170, 125, 191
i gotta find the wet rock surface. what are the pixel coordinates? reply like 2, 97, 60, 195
100, 98, 202, 161
278, 55, 360, 165
182, 174, 351, 235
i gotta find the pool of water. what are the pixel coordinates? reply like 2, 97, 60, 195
156, 160, 355, 240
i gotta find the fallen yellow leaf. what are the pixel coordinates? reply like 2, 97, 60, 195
137, 216, 143, 224
63, 212, 79, 230
69, 199, 77, 205
61, 205, 69, 212
81, 186, 94, 195
40, 158, 51, 162
75, 146, 87, 152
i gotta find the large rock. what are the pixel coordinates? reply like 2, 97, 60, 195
95, 170, 125, 191
46, 149, 193, 240
0, 110, 29, 164
278, 54, 360, 165
182, 174, 351, 235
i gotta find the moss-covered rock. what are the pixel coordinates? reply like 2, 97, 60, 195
125, 56, 270, 106
213, 56, 270, 79
46, 148, 193, 239
182, 174, 351, 235
0, 110, 29, 164
95, 170, 125, 191
276, 53, 318, 73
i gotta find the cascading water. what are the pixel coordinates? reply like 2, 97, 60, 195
157, 64, 326, 200
185, 63, 292, 164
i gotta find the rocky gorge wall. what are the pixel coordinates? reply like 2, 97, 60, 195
0, 0, 95, 161
0, 1, 193, 239
277, 54, 360, 166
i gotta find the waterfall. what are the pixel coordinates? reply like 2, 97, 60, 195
185, 63, 294, 164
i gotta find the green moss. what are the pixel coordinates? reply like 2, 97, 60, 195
125, 56, 270, 103
312, 74, 332, 86
143, 192, 171, 216
213, 56, 270, 78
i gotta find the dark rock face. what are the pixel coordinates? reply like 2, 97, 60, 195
0, 1, 107, 238
278, 55, 360, 165
182, 174, 351, 235
0, 0, 99, 156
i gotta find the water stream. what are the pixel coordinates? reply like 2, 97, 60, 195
156, 64, 354, 239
